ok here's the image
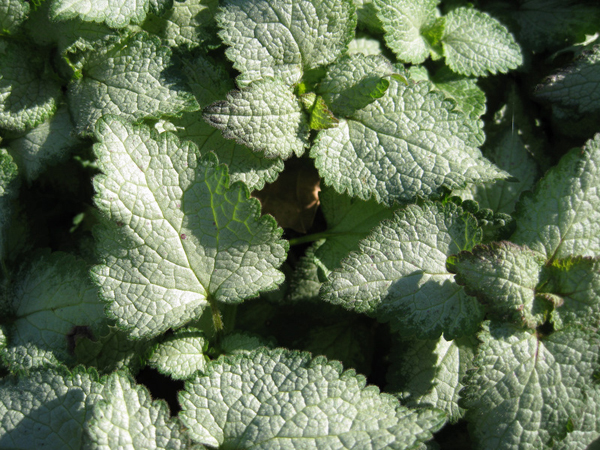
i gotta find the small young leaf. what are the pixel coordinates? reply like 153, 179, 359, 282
321, 202, 485, 339
204, 78, 310, 159
92, 117, 287, 339
373, 0, 440, 65
512, 134, 600, 260
148, 328, 209, 380
68, 31, 198, 136
441, 7, 523, 77
180, 348, 445, 449
85, 371, 185, 449
217, 0, 357, 87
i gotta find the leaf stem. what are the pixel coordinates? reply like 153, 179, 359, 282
209, 295, 224, 340
288, 231, 333, 246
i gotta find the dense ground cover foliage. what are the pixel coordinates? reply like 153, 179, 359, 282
1, 0, 600, 448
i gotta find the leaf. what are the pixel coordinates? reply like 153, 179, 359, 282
317, 53, 397, 117
68, 31, 198, 136
441, 7, 523, 77
461, 322, 600, 449
180, 54, 235, 108
321, 202, 485, 339
142, 0, 219, 50
2, 251, 107, 371
179, 348, 445, 449
217, 0, 356, 87
347, 34, 384, 56
204, 79, 309, 159
388, 335, 476, 423
85, 371, 185, 449
7, 106, 81, 182
447, 241, 548, 329
311, 78, 506, 206
50, 0, 157, 28
0, 366, 105, 450
536, 45, 600, 114
169, 111, 284, 191
92, 116, 287, 339
310, 185, 396, 277
148, 328, 209, 380
0, 148, 18, 263
413, 66, 486, 119
512, 134, 600, 260
74, 325, 155, 374
373, 0, 440, 65
539, 256, 600, 330
500, 0, 600, 54
0, 39, 61, 132
0, 0, 30, 34
24, 0, 111, 54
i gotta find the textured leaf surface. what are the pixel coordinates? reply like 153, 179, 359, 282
204, 79, 309, 159
540, 257, 600, 330
148, 328, 209, 380
374, 0, 439, 64
0, 39, 61, 132
502, 0, 600, 53
171, 112, 284, 191
68, 32, 198, 135
0, 148, 18, 263
0, 0, 30, 34
181, 54, 235, 108
85, 371, 184, 449
442, 7, 522, 77
536, 45, 600, 114
388, 335, 475, 423
92, 117, 287, 338
447, 242, 547, 328
74, 326, 155, 374
310, 186, 395, 277
7, 106, 80, 182
2, 252, 107, 371
512, 134, 600, 260
217, 0, 356, 86
180, 348, 445, 449
462, 322, 600, 449
311, 78, 505, 206
321, 202, 484, 339
142, 0, 219, 49
50, 0, 153, 28
317, 53, 397, 117
0, 367, 105, 450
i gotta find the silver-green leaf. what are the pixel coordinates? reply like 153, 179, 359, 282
92, 116, 287, 339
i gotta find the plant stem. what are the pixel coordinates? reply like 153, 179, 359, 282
288, 231, 334, 246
